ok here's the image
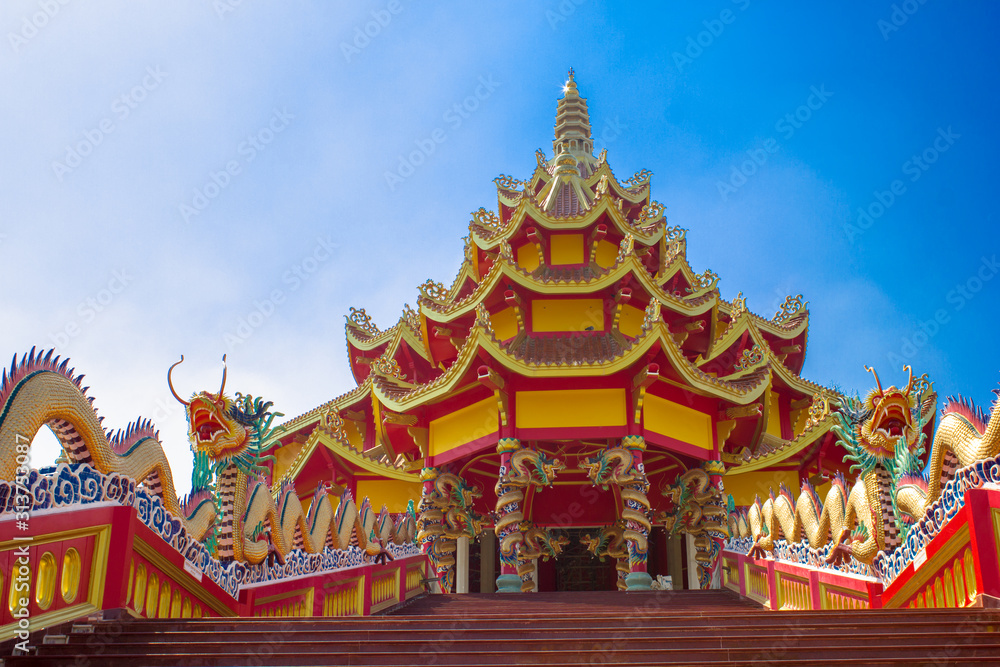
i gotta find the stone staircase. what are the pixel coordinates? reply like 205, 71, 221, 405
6, 590, 1000, 665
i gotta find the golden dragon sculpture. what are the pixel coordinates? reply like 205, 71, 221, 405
493, 443, 566, 590
745, 367, 936, 565
514, 522, 570, 592
657, 465, 728, 588
581, 523, 629, 590
1, 349, 416, 566
0, 349, 216, 540
583, 440, 652, 579
416, 468, 485, 592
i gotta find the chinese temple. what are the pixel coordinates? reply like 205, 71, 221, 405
3, 71, 1000, 662
269, 69, 842, 595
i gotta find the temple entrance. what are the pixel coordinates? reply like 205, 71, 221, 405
536, 528, 620, 592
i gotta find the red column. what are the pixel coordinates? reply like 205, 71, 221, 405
494, 438, 523, 593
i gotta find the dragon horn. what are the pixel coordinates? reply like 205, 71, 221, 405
168, 355, 190, 406
864, 365, 883, 395
903, 364, 914, 394
218, 354, 227, 398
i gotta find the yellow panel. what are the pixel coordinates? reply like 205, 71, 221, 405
723, 470, 800, 507
618, 303, 644, 338
550, 234, 584, 265
344, 418, 364, 450
767, 390, 783, 438
516, 388, 626, 428
356, 480, 422, 513
643, 394, 713, 453
492, 307, 518, 341
595, 239, 618, 268
516, 243, 539, 272
273, 440, 305, 481
429, 397, 498, 456
531, 299, 604, 332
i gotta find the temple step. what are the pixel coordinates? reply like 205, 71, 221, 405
8, 590, 1000, 666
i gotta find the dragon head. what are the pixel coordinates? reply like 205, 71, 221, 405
533, 452, 565, 485
857, 365, 921, 462
169, 355, 250, 462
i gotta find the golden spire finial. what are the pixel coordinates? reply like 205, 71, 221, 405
564, 68, 578, 95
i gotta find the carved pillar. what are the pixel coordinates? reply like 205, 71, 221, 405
621, 435, 653, 591
700, 460, 728, 590
417, 467, 446, 594
584, 436, 652, 591
494, 438, 566, 593
417, 466, 477, 594
494, 438, 524, 593
657, 461, 728, 590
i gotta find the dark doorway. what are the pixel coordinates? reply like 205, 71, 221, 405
535, 528, 619, 592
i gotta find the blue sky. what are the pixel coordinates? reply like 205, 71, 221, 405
2, 1, 997, 492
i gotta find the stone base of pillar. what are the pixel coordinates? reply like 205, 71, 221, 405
625, 571, 653, 591
496, 574, 522, 593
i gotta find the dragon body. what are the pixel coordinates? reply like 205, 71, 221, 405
581, 524, 629, 590
584, 441, 652, 574
746, 368, 934, 565
0, 349, 216, 540
2, 349, 417, 566
493, 445, 565, 580
417, 469, 484, 592
658, 466, 728, 588
515, 523, 570, 592
924, 393, 1000, 512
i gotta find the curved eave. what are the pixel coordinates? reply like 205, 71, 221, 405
444, 255, 478, 301
769, 354, 839, 400
273, 377, 374, 438
701, 309, 808, 366
586, 161, 651, 204
276, 423, 421, 487
373, 319, 770, 413
473, 192, 666, 250
347, 320, 431, 364
419, 254, 718, 324
725, 414, 837, 474
655, 246, 714, 290
717, 298, 810, 339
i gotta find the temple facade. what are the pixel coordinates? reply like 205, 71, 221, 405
5, 72, 999, 651
269, 72, 850, 594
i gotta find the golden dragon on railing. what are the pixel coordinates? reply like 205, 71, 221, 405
740, 367, 1000, 567
1, 349, 416, 565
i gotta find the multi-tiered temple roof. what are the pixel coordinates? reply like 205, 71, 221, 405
270, 72, 843, 508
